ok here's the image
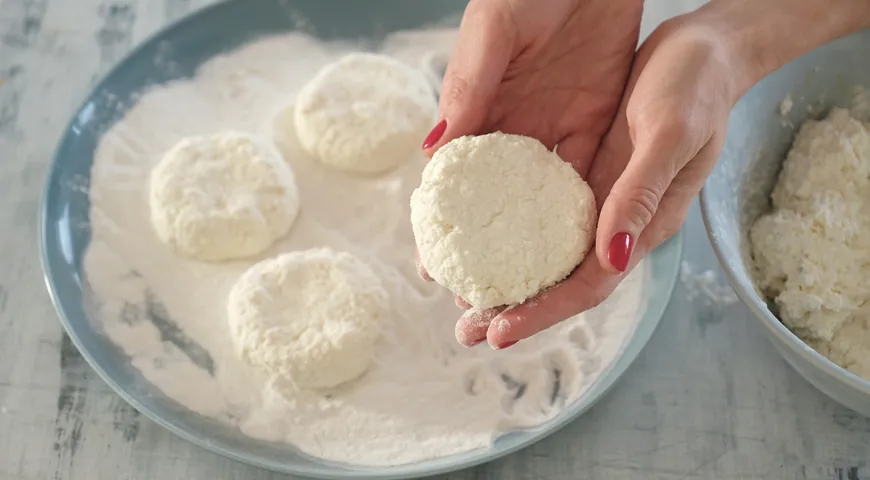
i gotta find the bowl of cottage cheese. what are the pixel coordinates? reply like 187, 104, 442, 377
700, 28, 870, 416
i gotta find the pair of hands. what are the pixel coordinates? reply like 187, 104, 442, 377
417, 0, 870, 349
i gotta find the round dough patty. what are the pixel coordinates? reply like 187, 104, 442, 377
410, 133, 597, 309
149, 132, 300, 262
293, 52, 436, 174
227, 248, 388, 390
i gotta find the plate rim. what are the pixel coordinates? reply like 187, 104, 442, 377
39, 1, 685, 478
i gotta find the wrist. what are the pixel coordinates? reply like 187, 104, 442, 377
693, 0, 870, 99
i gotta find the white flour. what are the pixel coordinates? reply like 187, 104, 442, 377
82, 30, 650, 466
680, 262, 738, 307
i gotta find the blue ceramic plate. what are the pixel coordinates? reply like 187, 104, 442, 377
40, 1, 683, 478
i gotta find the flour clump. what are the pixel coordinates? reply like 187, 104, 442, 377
227, 248, 388, 390
293, 52, 436, 174
410, 133, 597, 309
149, 132, 300, 261
750, 108, 870, 379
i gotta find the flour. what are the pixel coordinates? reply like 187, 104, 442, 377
83, 29, 650, 466
779, 94, 794, 117
679, 262, 738, 307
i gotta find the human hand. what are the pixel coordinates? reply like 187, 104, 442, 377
455, 0, 870, 349
419, 0, 643, 163
453, 15, 739, 348
412, 0, 644, 336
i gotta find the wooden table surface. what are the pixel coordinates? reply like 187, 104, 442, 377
1, 0, 869, 479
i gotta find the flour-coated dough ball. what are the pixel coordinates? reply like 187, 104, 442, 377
149, 132, 300, 262
410, 133, 597, 309
227, 248, 388, 389
293, 53, 436, 174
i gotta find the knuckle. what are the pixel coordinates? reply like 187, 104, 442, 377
645, 204, 690, 248
657, 115, 694, 146
631, 108, 693, 149
574, 275, 613, 311
616, 184, 662, 230
628, 107, 698, 175
440, 73, 472, 109
653, 17, 726, 57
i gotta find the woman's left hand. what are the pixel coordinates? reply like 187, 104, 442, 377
457, 14, 741, 348
458, 0, 870, 349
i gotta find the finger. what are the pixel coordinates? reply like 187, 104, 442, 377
639, 135, 724, 249
485, 178, 690, 349
456, 306, 506, 347
455, 296, 473, 310
594, 116, 697, 275
488, 127, 723, 348
485, 254, 638, 348
422, 2, 514, 155
586, 107, 633, 210
415, 249, 432, 282
482, 146, 705, 349
486, 158, 703, 349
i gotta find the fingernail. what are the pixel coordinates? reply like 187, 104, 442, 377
493, 340, 518, 350
418, 268, 432, 282
455, 297, 472, 310
608, 232, 633, 272
421, 119, 447, 149
416, 259, 432, 281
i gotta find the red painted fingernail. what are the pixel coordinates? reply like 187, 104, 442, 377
418, 267, 432, 282
608, 232, 633, 272
421, 119, 447, 149
416, 259, 433, 281
494, 340, 518, 350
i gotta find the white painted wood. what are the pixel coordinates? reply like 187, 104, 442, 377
0, 1, 868, 479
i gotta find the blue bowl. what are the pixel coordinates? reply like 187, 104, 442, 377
701, 29, 870, 417
40, 1, 683, 477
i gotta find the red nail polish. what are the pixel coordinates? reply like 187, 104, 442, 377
608, 232, 633, 272
494, 340, 518, 350
418, 265, 432, 282
421, 119, 447, 149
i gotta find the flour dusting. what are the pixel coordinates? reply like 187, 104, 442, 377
680, 261, 738, 307
82, 30, 650, 466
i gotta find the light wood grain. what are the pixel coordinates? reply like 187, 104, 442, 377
0, 1, 868, 479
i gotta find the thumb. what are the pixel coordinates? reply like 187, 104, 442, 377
595, 121, 694, 274
421, 3, 514, 154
